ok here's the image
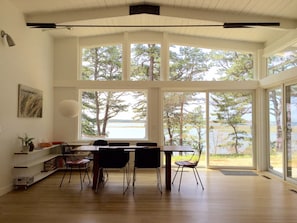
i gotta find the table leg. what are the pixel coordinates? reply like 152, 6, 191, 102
92, 152, 103, 189
164, 151, 172, 191
92, 153, 98, 189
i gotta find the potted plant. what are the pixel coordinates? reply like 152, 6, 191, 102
18, 134, 35, 152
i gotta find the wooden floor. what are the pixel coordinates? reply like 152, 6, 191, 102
1, 169, 297, 223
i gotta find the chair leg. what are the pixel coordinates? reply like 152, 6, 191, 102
83, 164, 91, 184
78, 166, 83, 190
68, 167, 72, 183
192, 168, 199, 185
104, 169, 109, 183
126, 163, 131, 186
122, 165, 129, 195
132, 167, 136, 195
59, 166, 68, 187
156, 168, 162, 194
172, 166, 204, 192
172, 165, 181, 184
87, 168, 91, 183
178, 167, 184, 192
133, 167, 162, 195
194, 168, 204, 190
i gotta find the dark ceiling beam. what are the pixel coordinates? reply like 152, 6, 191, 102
24, 5, 296, 29
26, 22, 280, 29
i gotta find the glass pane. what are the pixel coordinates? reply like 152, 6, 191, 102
130, 43, 161, 80
169, 46, 208, 81
209, 91, 253, 167
81, 45, 122, 80
286, 84, 297, 180
163, 92, 206, 167
268, 88, 283, 174
267, 49, 297, 76
169, 45, 254, 81
80, 90, 147, 139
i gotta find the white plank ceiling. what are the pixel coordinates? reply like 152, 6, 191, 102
9, 0, 297, 44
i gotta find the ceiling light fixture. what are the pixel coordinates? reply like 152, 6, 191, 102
1, 30, 16, 47
58, 100, 79, 118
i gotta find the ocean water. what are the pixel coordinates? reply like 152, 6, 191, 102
104, 122, 145, 139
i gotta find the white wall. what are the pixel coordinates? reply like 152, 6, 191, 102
0, 0, 54, 195
53, 38, 80, 141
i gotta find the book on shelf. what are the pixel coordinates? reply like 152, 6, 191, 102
43, 158, 57, 172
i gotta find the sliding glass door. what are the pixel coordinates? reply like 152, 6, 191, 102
163, 90, 255, 168
268, 87, 284, 175
163, 92, 206, 167
208, 91, 254, 167
285, 84, 297, 180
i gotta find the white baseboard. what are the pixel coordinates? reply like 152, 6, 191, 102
0, 184, 13, 197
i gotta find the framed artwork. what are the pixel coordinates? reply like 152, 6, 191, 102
18, 84, 43, 118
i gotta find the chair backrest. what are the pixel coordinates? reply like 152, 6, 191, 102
61, 143, 73, 154
93, 139, 108, 146
134, 147, 160, 168
60, 143, 77, 162
98, 148, 129, 168
108, 142, 130, 146
191, 146, 203, 165
136, 142, 157, 147
198, 145, 203, 161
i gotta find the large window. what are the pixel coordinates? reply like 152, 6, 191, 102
78, 40, 256, 168
81, 44, 254, 81
80, 90, 147, 139
169, 45, 254, 81
169, 46, 208, 81
130, 43, 161, 81
81, 45, 122, 80
267, 49, 297, 76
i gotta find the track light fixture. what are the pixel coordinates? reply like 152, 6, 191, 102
1, 30, 16, 47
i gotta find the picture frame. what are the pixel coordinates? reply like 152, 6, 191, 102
18, 84, 43, 118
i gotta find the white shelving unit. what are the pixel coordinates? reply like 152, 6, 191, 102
13, 145, 61, 188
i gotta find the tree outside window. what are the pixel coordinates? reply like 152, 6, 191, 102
130, 43, 161, 81
81, 45, 122, 81
169, 45, 253, 81
267, 49, 297, 76
81, 90, 147, 139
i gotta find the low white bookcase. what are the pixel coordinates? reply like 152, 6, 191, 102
13, 145, 61, 189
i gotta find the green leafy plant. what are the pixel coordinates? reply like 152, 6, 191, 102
18, 134, 34, 146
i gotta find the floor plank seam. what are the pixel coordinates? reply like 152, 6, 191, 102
261, 175, 271, 179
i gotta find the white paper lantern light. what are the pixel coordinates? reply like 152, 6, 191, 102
58, 100, 79, 118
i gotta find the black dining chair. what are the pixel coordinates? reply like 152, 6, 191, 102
96, 148, 130, 194
85, 139, 109, 162
108, 142, 130, 146
86, 139, 109, 173
133, 147, 162, 194
93, 139, 108, 146
59, 144, 91, 190
136, 142, 157, 147
171, 146, 204, 191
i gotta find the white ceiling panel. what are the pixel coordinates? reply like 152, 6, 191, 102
9, 0, 297, 44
